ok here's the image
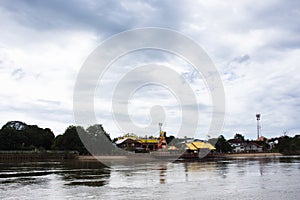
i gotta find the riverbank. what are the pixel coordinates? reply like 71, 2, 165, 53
0, 151, 77, 161
225, 152, 283, 158
77, 152, 284, 161
0, 152, 285, 162
78, 155, 128, 161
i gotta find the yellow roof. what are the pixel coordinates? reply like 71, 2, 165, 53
186, 143, 198, 150
138, 139, 159, 143
205, 143, 216, 150
186, 141, 216, 150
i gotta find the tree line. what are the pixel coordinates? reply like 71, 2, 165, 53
209, 133, 300, 155
0, 121, 111, 155
0, 121, 299, 155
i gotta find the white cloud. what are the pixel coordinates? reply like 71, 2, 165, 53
0, 0, 300, 140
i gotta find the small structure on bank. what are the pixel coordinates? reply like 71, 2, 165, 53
114, 123, 218, 159
114, 134, 160, 152
228, 138, 263, 153
183, 141, 216, 158
115, 137, 142, 152
228, 139, 246, 153
245, 142, 263, 152
114, 131, 216, 159
115, 123, 169, 152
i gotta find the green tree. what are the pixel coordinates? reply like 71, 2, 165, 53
86, 124, 111, 141
166, 135, 175, 144
276, 136, 300, 155
234, 133, 245, 141
0, 121, 55, 150
85, 124, 119, 155
52, 126, 88, 154
211, 135, 232, 153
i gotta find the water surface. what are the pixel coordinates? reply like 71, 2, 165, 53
0, 156, 299, 199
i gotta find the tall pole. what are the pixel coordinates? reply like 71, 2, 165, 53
159, 122, 162, 134
256, 114, 261, 139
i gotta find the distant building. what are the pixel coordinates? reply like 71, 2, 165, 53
114, 136, 159, 152
245, 142, 263, 152
256, 136, 267, 142
139, 138, 159, 151
115, 138, 142, 151
228, 139, 264, 153
228, 139, 247, 153
183, 141, 216, 158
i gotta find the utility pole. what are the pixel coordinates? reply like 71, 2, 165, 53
159, 122, 162, 134
256, 114, 261, 139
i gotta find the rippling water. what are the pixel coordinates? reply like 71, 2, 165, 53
0, 156, 299, 200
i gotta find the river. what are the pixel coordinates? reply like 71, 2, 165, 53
0, 156, 299, 200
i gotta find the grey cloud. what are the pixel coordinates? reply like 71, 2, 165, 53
247, 1, 300, 32
268, 34, 300, 50
7, 102, 72, 123
222, 54, 251, 81
133, 0, 192, 29
0, 0, 196, 37
1, 1, 150, 36
11, 68, 25, 80
181, 69, 200, 83
236, 2, 300, 51
0, 0, 132, 35
1, 0, 300, 138
232, 55, 250, 63
37, 99, 61, 105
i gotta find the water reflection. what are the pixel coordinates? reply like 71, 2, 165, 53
215, 161, 229, 178
61, 161, 110, 187
279, 156, 300, 164
0, 161, 111, 187
258, 159, 272, 176
0, 157, 299, 200
184, 161, 217, 172
158, 164, 167, 184
182, 161, 229, 181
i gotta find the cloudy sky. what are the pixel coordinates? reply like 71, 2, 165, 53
0, 0, 300, 140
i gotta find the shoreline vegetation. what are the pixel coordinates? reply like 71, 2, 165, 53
1, 121, 300, 161
225, 152, 283, 158
77, 152, 285, 161
0, 152, 285, 162
0, 151, 77, 161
